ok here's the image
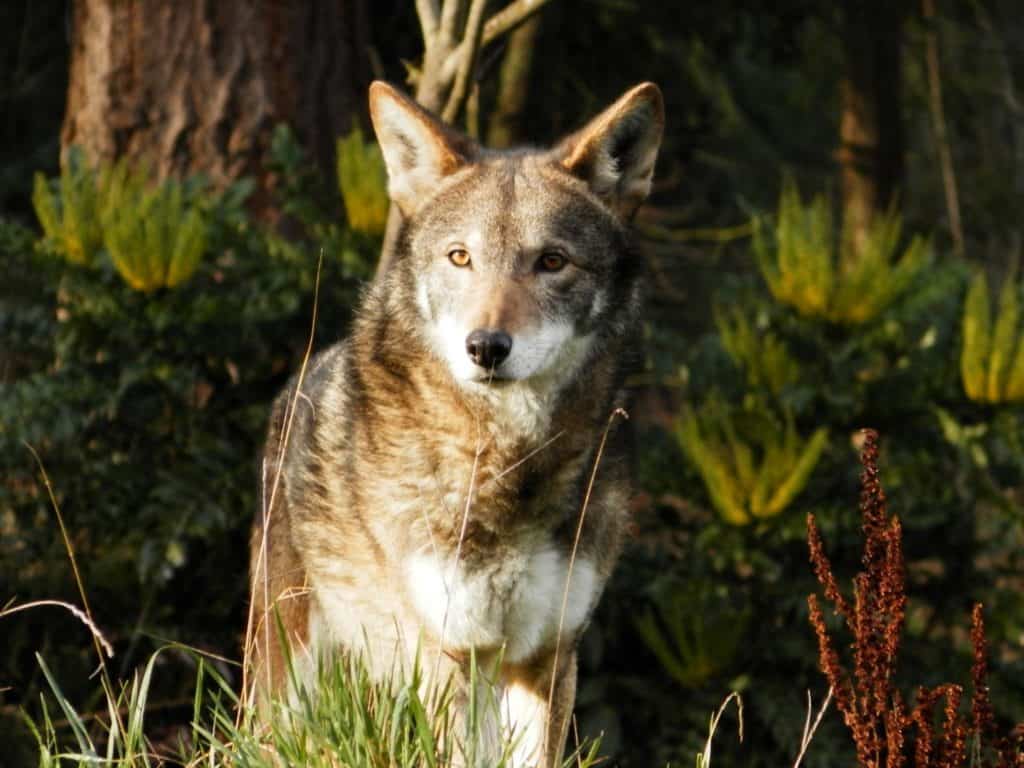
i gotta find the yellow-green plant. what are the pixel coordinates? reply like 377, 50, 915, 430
337, 127, 388, 237
677, 404, 828, 525
961, 270, 1024, 403
100, 162, 206, 292
715, 305, 800, 395
32, 147, 105, 266
634, 584, 750, 688
755, 181, 929, 324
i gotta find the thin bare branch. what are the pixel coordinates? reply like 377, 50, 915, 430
441, 0, 554, 86
442, 0, 489, 123
416, 0, 441, 41
793, 688, 834, 768
439, 0, 468, 48
483, 0, 550, 44
544, 408, 629, 754
922, 0, 964, 258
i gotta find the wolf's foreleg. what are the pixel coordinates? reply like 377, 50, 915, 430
501, 648, 578, 768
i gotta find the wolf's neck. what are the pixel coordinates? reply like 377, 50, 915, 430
457, 379, 556, 441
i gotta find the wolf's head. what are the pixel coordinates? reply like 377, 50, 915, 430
369, 81, 663, 392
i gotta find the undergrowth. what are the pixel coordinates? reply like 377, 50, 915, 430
25, 641, 602, 768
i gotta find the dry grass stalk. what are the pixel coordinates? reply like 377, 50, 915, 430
807, 429, 1024, 768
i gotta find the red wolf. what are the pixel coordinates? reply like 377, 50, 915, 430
250, 80, 663, 767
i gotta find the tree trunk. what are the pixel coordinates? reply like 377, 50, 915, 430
838, 0, 905, 248
62, 0, 370, 216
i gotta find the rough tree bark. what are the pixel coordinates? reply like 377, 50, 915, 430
62, 0, 370, 216
838, 0, 906, 248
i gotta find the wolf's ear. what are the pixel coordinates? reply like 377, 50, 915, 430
558, 82, 664, 217
368, 81, 476, 215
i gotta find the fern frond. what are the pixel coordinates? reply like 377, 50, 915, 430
986, 271, 1020, 402
677, 405, 827, 525
961, 272, 992, 402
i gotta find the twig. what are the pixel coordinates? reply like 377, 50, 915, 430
435, 403, 486, 686
0, 600, 113, 659
494, 429, 565, 480
442, 0, 490, 124
544, 407, 628, 754
438, 0, 467, 49
441, 0, 555, 84
699, 692, 744, 768
416, 0, 440, 39
793, 687, 834, 768
922, 0, 964, 258
636, 220, 755, 244
241, 251, 323, 715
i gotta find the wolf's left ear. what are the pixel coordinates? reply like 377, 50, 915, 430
558, 83, 664, 217
369, 81, 477, 215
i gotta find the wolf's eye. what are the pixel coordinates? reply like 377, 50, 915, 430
447, 248, 471, 268
537, 251, 567, 273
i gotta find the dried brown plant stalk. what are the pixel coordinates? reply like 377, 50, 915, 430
807, 429, 1023, 768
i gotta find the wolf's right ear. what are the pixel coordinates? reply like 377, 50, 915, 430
368, 82, 476, 215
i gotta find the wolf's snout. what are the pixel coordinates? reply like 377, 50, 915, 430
465, 329, 512, 369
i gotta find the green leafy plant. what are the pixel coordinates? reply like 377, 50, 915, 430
31, 147, 105, 266
100, 161, 207, 292
715, 304, 800, 395
337, 126, 389, 237
755, 181, 929, 325
961, 269, 1024, 403
634, 582, 750, 687
676, 403, 828, 525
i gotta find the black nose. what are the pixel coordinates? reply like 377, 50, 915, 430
465, 329, 512, 369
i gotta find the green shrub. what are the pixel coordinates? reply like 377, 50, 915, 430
961, 269, 1024, 403
755, 181, 929, 325
100, 161, 207, 292
675, 403, 828, 525
32, 147, 105, 266
337, 126, 389, 237
2, 133, 375, 755
715, 304, 800, 395
634, 581, 750, 687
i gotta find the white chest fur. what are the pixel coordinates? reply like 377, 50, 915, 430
405, 545, 599, 664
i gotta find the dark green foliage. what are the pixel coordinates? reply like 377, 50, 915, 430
0, 135, 378, 753
604, 234, 1024, 765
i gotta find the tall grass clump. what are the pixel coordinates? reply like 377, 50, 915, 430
25, 642, 603, 768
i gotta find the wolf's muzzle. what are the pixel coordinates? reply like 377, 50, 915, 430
465, 329, 512, 370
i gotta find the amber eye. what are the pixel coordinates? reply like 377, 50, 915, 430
537, 250, 567, 272
448, 248, 471, 268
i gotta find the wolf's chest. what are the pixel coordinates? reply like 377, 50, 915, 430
404, 545, 599, 664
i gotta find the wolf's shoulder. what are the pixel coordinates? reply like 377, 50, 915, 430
265, 341, 353, 452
